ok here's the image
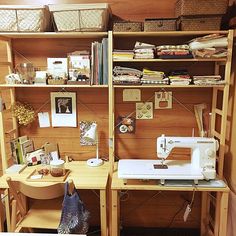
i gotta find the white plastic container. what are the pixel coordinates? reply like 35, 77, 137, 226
50, 159, 65, 177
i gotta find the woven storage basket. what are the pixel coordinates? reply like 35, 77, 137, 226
178, 15, 222, 31
144, 18, 177, 31
113, 21, 142, 32
0, 5, 50, 32
47, 79, 67, 85
48, 4, 110, 32
175, 0, 228, 17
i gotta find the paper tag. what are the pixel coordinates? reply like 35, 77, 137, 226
38, 112, 50, 128
30, 174, 43, 180
183, 204, 191, 222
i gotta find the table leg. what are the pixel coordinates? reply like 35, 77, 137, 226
111, 190, 120, 236
201, 192, 208, 236
4, 189, 10, 232
100, 190, 107, 236
218, 192, 229, 236
0, 193, 4, 231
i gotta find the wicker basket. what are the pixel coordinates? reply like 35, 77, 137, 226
178, 15, 222, 31
175, 0, 228, 17
144, 18, 177, 31
113, 21, 142, 32
0, 5, 50, 32
47, 79, 67, 85
48, 3, 110, 32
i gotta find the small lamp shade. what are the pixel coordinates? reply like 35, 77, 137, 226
84, 123, 97, 142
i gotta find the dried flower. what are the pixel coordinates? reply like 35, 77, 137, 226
12, 102, 35, 126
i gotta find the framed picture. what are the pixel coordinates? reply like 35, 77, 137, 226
50, 92, 77, 127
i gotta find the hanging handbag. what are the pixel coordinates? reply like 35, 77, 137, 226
57, 181, 90, 234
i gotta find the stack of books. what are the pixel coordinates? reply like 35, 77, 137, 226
10, 136, 34, 164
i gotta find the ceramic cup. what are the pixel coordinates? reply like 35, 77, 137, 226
50, 159, 65, 177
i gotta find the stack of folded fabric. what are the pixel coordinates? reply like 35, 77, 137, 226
134, 42, 155, 59
168, 70, 192, 85
113, 49, 134, 60
189, 34, 228, 58
113, 66, 142, 85
141, 68, 169, 85
193, 75, 224, 85
156, 44, 193, 59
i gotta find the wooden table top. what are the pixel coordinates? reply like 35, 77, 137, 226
0, 161, 109, 190
111, 168, 230, 192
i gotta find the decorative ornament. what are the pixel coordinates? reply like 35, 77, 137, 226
12, 102, 35, 126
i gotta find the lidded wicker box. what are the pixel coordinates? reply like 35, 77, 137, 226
175, 0, 228, 17
0, 5, 50, 32
144, 18, 177, 31
48, 3, 110, 32
178, 15, 222, 31
113, 21, 142, 32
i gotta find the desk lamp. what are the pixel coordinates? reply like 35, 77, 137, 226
84, 123, 103, 167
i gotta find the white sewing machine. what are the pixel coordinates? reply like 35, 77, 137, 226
118, 135, 218, 185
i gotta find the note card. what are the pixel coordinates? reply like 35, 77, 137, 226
38, 112, 50, 128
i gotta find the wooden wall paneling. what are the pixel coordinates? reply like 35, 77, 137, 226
15, 87, 109, 161
0, 0, 176, 22
120, 191, 201, 228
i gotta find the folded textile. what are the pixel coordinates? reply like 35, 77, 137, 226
113, 66, 142, 77
189, 37, 228, 50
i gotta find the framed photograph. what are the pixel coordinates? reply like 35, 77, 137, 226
50, 92, 77, 127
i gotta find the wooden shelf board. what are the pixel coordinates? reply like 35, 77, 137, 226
113, 30, 229, 37
0, 84, 108, 88
113, 85, 225, 88
113, 58, 226, 62
0, 32, 108, 39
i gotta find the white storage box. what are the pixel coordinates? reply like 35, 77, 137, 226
48, 3, 110, 32
0, 5, 50, 32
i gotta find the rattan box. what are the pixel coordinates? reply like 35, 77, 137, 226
175, 0, 228, 17
0, 5, 50, 32
113, 21, 142, 32
178, 15, 222, 31
48, 3, 110, 32
144, 18, 177, 31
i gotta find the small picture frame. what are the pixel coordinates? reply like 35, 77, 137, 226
117, 116, 136, 134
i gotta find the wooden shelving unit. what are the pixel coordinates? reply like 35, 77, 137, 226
0, 30, 234, 235
109, 30, 234, 236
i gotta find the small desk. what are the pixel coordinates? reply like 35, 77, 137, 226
0, 161, 109, 236
111, 170, 229, 236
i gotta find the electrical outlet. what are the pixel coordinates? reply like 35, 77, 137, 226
136, 102, 153, 119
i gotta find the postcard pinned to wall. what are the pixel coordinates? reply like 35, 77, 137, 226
80, 121, 96, 146
50, 92, 77, 127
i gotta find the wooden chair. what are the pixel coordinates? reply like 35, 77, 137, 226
6, 177, 75, 233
